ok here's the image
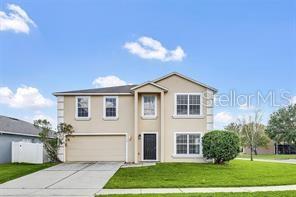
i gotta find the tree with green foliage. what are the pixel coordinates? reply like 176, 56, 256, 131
202, 130, 240, 164
241, 123, 270, 155
225, 122, 243, 152
225, 111, 270, 157
225, 122, 241, 137
238, 111, 270, 161
266, 104, 296, 154
34, 120, 74, 162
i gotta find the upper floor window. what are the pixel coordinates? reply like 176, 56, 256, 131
76, 96, 90, 119
104, 96, 118, 119
142, 95, 157, 118
175, 93, 202, 116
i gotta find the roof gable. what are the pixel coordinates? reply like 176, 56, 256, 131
153, 72, 217, 93
130, 82, 168, 92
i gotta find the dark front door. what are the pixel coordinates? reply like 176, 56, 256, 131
143, 133, 157, 160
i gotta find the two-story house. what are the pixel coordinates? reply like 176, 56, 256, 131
53, 72, 217, 163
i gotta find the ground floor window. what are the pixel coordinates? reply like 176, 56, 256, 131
175, 133, 201, 155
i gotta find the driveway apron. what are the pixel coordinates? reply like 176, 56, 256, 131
0, 162, 122, 197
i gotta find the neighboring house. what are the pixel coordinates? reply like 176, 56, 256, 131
53, 72, 217, 163
243, 142, 296, 155
243, 141, 275, 155
276, 144, 296, 154
0, 115, 48, 163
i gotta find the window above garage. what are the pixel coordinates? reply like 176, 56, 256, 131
75, 96, 91, 120
103, 96, 118, 120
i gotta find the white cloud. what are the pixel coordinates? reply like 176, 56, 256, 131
291, 96, 296, 105
33, 113, 56, 129
92, 75, 129, 88
32, 113, 54, 123
0, 86, 53, 109
124, 36, 186, 62
0, 87, 13, 103
214, 112, 234, 124
0, 4, 36, 34
239, 103, 255, 111
24, 112, 56, 130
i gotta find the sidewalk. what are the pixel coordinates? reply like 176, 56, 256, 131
236, 158, 296, 164
97, 185, 296, 195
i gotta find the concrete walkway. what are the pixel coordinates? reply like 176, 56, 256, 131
0, 162, 122, 197
236, 158, 296, 164
121, 162, 156, 168
97, 185, 296, 195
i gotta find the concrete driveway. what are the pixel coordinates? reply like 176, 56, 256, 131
0, 162, 123, 197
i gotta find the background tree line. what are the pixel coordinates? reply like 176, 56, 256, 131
225, 104, 296, 161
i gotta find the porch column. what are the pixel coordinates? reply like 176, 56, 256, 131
134, 91, 139, 163
160, 91, 165, 162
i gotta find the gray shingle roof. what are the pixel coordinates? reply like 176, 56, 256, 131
53, 85, 137, 95
53, 72, 218, 96
0, 115, 42, 137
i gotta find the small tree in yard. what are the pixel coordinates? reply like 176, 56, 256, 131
226, 112, 270, 156
239, 111, 269, 161
34, 119, 74, 162
202, 130, 240, 164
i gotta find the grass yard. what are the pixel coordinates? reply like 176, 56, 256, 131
105, 160, 296, 188
0, 163, 56, 184
97, 191, 296, 197
237, 154, 296, 160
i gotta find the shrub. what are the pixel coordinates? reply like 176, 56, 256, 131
202, 130, 240, 164
34, 120, 74, 162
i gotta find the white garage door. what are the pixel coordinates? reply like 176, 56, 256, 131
66, 135, 126, 162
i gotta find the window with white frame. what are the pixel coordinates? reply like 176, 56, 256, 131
176, 93, 201, 116
104, 96, 118, 118
175, 133, 201, 155
76, 96, 90, 118
142, 95, 157, 118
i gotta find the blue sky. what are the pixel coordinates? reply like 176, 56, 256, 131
0, 0, 295, 129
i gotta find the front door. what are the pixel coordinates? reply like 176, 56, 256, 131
143, 133, 157, 161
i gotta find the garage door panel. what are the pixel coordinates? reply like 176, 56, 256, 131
66, 135, 126, 162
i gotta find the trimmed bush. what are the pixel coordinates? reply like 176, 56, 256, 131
202, 130, 240, 164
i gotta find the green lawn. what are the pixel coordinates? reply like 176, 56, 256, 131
0, 163, 56, 184
237, 154, 296, 160
97, 191, 296, 197
105, 160, 296, 188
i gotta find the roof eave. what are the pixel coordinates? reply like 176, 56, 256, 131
53, 92, 133, 96
0, 130, 40, 138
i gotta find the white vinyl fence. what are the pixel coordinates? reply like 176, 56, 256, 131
11, 141, 43, 164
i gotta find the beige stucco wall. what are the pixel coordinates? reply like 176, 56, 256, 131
155, 75, 209, 162
137, 93, 161, 161
60, 74, 214, 163
63, 95, 134, 162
